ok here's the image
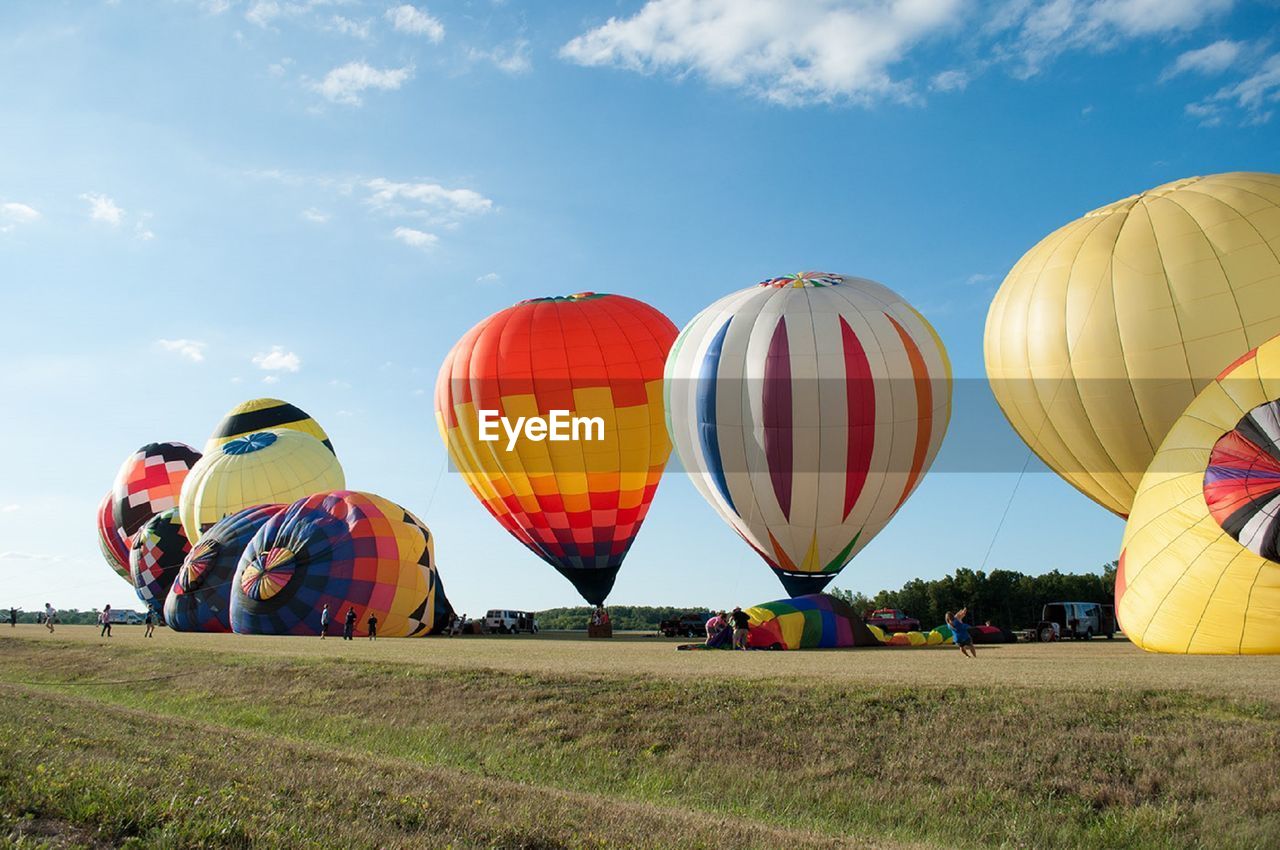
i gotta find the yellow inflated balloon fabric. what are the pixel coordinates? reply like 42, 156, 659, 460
985, 173, 1280, 517
1119, 335, 1280, 654
179, 429, 345, 543
205, 398, 334, 455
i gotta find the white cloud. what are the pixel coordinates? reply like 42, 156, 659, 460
469, 39, 532, 75
965, 273, 996, 286
0, 504, 20, 513
301, 207, 331, 223
327, 15, 372, 40
252, 345, 302, 372
269, 58, 294, 77
386, 5, 444, 42
313, 61, 413, 105
930, 69, 968, 92
246, 1, 286, 27
392, 226, 439, 249
1186, 52, 1280, 126
1162, 39, 1244, 81
263, 375, 281, 384
81, 193, 125, 225
366, 178, 493, 218
156, 339, 208, 362
0, 201, 39, 232
134, 213, 156, 241
203, 0, 232, 13
476, 272, 501, 285
561, 0, 967, 106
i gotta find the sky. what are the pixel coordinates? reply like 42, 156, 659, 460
1, 0, 1278, 616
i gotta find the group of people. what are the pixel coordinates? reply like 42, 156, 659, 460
318, 603, 376, 640
704, 607, 752, 649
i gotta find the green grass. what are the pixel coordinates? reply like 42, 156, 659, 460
2, 627, 1279, 849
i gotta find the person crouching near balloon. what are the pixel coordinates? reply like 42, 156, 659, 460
730, 607, 751, 650
946, 608, 977, 659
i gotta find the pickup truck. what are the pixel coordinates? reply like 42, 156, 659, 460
659, 612, 713, 638
863, 608, 921, 634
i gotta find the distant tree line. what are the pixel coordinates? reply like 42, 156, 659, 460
827, 563, 1118, 631
2, 608, 105, 626
536, 605, 710, 631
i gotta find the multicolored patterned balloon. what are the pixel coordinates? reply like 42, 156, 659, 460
1119, 333, 1280, 654
745, 593, 879, 650
111, 442, 202, 537
129, 508, 191, 615
665, 272, 951, 596
96, 491, 132, 584
205, 398, 334, 455
229, 491, 452, 637
435, 292, 678, 605
179, 429, 345, 543
165, 504, 287, 633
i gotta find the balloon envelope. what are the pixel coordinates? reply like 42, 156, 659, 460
665, 272, 951, 596
435, 292, 677, 605
985, 172, 1280, 517
745, 593, 880, 649
165, 504, 286, 633
1120, 333, 1280, 654
230, 491, 452, 637
111, 442, 202, 537
96, 491, 132, 584
129, 508, 191, 616
205, 398, 334, 455
179, 429, 345, 543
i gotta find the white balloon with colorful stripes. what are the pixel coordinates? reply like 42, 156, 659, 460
664, 272, 952, 596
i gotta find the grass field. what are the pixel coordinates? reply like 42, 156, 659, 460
2, 626, 1279, 849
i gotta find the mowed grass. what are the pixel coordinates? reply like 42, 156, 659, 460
2, 627, 1279, 849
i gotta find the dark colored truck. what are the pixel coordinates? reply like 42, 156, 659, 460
659, 612, 713, 638
863, 608, 921, 634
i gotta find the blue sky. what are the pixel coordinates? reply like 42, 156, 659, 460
1, 0, 1277, 616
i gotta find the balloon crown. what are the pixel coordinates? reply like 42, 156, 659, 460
223, 431, 279, 455
757, 272, 844, 289
1085, 176, 1203, 218
519, 292, 606, 304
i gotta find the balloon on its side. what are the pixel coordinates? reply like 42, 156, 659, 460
96, 491, 132, 584
129, 508, 191, 616
435, 292, 678, 606
205, 398, 334, 455
111, 442, 202, 537
665, 272, 951, 597
1119, 333, 1280, 654
985, 172, 1280, 517
745, 593, 880, 650
229, 491, 452, 637
179, 429, 345, 544
165, 503, 286, 633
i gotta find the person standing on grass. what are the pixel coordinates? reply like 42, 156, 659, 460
730, 606, 751, 650
343, 607, 357, 640
99, 605, 112, 638
367, 612, 378, 641
9, 607, 15, 628
144, 608, 156, 638
946, 608, 978, 658
44, 603, 55, 633
319, 603, 330, 639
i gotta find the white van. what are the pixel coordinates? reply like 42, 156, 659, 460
485, 609, 537, 634
1039, 602, 1114, 640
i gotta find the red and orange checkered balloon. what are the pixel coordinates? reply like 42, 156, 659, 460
435, 293, 678, 605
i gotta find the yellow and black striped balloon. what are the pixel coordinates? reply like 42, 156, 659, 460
205, 398, 334, 456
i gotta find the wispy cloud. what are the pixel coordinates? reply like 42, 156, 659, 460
386, 4, 444, 42
392, 226, 439, 249
313, 61, 414, 105
301, 207, 331, 223
156, 338, 208, 362
365, 178, 494, 220
930, 69, 969, 92
252, 345, 302, 372
326, 15, 372, 40
81, 193, 125, 225
0, 201, 39, 232
1161, 39, 1244, 81
1186, 51, 1280, 126
0, 504, 20, 514
469, 39, 532, 75
476, 272, 501, 285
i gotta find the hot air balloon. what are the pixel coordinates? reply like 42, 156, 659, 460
985, 172, 1280, 517
665, 272, 951, 596
179, 429, 345, 543
1119, 333, 1280, 654
205, 398, 334, 455
111, 442, 202, 537
435, 292, 678, 605
96, 491, 132, 583
165, 504, 286, 633
229, 491, 452, 637
129, 508, 191, 616
745, 593, 880, 649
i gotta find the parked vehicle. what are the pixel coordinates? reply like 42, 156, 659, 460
485, 609, 538, 634
659, 612, 713, 638
1037, 602, 1114, 641
107, 609, 145, 625
863, 608, 921, 634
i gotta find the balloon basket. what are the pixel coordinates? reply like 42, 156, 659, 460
587, 622, 613, 639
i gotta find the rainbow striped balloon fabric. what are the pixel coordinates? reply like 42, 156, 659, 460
435, 292, 678, 605
745, 593, 879, 650
665, 273, 951, 596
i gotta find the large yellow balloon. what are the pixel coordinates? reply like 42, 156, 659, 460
985, 172, 1280, 516
178, 429, 345, 543
1119, 334, 1280, 654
